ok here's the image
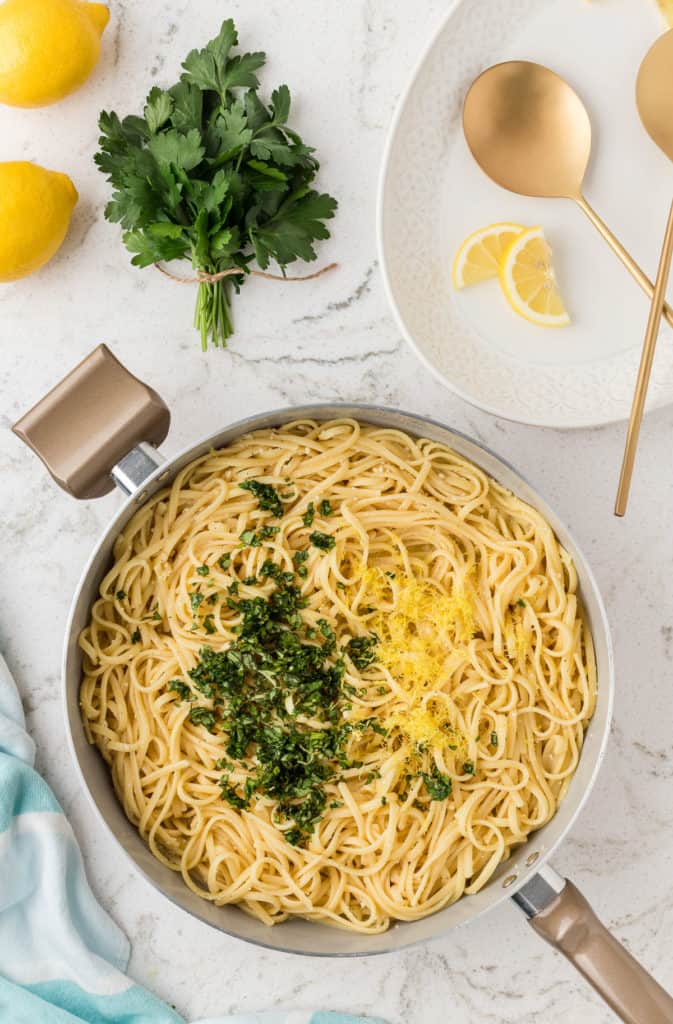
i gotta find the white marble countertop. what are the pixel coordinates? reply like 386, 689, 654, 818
1, 2, 673, 1022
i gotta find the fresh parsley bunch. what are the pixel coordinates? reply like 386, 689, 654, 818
95, 19, 337, 350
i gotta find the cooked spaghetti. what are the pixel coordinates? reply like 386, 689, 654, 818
79, 419, 596, 933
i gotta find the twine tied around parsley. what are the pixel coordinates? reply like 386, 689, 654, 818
154, 261, 338, 285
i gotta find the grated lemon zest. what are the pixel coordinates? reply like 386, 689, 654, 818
356, 567, 475, 758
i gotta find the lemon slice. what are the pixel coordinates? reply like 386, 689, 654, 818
499, 226, 570, 327
452, 222, 526, 288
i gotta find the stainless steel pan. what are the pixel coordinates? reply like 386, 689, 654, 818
13, 345, 673, 1023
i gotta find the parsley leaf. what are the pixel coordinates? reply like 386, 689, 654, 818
95, 18, 337, 350
168, 680, 193, 701
189, 706, 217, 731
252, 190, 337, 269
310, 530, 335, 551
345, 635, 377, 670
422, 769, 452, 801
239, 479, 283, 517
302, 503, 315, 527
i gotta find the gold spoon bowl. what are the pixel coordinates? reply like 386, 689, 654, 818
463, 60, 673, 328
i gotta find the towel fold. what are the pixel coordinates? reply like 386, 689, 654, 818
0, 654, 384, 1024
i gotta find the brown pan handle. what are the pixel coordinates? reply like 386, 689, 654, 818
515, 867, 673, 1023
12, 345, 170, 499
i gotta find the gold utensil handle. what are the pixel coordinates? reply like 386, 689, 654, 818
614, 198, 673, 516
531, 879, 673, 1024
576, 194, 673, 330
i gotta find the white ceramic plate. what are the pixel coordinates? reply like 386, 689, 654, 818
377, 0, 673, 427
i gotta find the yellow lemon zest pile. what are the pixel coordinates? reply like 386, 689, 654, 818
356, 567, 475, 758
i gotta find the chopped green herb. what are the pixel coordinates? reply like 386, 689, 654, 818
302, 503, 315, 527
189, 706, 217, 731
381, 796, 387, 806
239, 480, 284, 517
196, 564, 210, 576
168, 679, 193, 701
384, 571, 396, 580
491, 732, 498, 747
116, 589, 127, 601
463, 760, 476, 776
130, 628, 141, 644
345, 635, 378, 670
422, 769, 452, 801
309, 530, 335, 551
517, 599, 526, 608
227, 581, 239, 595
259, 560, 280, 580
217, 553, 232, 571
240, 525, 279, 547
190, 592, 204, 612
181, 575, 387, 844
293, 550, 309, 577
319, 499, 333, 517
260, 525, 280, 540
220, 781, 248, 810
242, 575, 258, 586
203, 614, 217, 634
336, 580, 346, 590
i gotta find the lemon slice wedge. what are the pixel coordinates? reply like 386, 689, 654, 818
499, 226, 570, 327
452, 222, 526, 288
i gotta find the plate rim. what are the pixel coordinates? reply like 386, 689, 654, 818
375, 0, 672, 429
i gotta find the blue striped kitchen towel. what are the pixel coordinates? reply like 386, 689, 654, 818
0, 653, 384, 1024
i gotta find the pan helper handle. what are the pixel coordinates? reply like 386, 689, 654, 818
514, 865, 673, 1024
12, 345, 170, 500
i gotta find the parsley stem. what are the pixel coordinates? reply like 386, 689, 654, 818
195, 278, 234, 350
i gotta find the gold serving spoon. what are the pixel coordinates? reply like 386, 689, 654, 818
615, 29, 673, 516
463, 61, 673, 328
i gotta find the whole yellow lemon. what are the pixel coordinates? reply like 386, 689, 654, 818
0, 161, 78, 281
0, 0, 109, 107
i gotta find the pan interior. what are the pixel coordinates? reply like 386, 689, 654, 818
63, 404, 612, 956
